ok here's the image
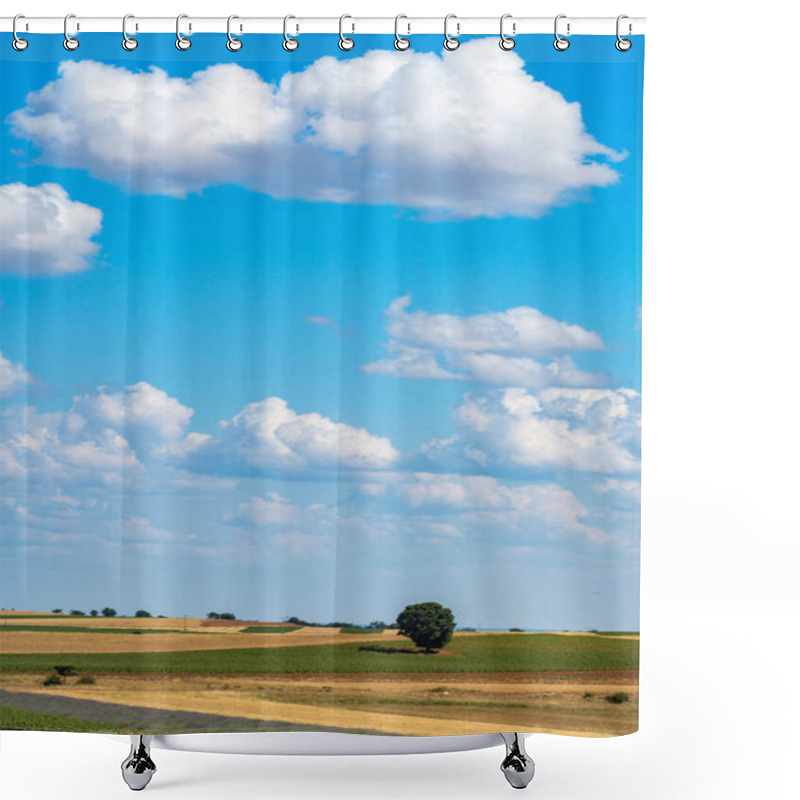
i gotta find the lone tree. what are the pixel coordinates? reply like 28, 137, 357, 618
396, 602, 456, 653
101, 607, 117, 617
134, 609, 152, 618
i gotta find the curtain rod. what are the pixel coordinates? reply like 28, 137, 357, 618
1, 16, 645, 36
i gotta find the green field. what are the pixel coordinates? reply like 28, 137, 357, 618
239, 626, 302, 634
0, 706, 133, 733
339, 627, 385, 634
0, 625, 193, 635
0, 633, 638, 675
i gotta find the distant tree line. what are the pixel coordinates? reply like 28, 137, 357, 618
283, 616, 399, 629
206, 612, 237, 620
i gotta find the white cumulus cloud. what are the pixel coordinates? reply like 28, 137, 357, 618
421, 387, 640, 475
197, 397, 400, 474
0, 351, 34, 398
0, 183, 102, 275
362, 296, 606, 389
8, 41, 625, 218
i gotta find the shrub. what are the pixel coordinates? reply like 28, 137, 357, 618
583, 692, 594, 700
69, 610, 86, 616
220, 612, 236, 620
396, 602, 456, 653
77, 675, 96, 685
605, 692, 630, 704
51, 608, 63, 614
509, 627, 524, 632
53, 665, 77, 676
134, 610, 152, 618
43, 673, 63, 686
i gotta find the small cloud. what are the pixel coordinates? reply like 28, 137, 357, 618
306, 315, 340, 330
0, 183, 102, 276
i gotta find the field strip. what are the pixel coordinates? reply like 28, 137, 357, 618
0, 629, 399, 654
11, 686, 607, 737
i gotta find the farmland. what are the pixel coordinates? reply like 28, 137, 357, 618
0, 612, 639, 737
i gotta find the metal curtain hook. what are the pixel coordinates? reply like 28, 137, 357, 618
122, 14, 138, 51
394, 14, 410, 51
227, 15, 243, 51
338, 14, 355, 50
176, 14, 191, 50
12, 14, 28, 51
283, 15, 299, 51
499, 14, 515, 50
616, 14, 632, 51
63, 13, 79, 50
554, 15, 570, 51
443, 14, 460, 51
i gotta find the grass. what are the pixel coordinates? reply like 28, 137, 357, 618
339, 627, 384, 634
0, 705, 134, 732
239, 626, 302, 634
0, 625, 196, 634
0, 633, 638, 675
590, 631, 640, 637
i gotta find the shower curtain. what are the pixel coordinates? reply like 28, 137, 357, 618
0, 28, 643, 739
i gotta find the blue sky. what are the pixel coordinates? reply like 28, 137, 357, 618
0, 33, 643, 630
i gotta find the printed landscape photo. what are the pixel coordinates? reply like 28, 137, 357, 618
0, 607, 638, 736
1, 34, 642, 738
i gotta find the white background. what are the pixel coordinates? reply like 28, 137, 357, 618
1, 1, 798, 798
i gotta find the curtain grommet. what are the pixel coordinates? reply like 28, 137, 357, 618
176, 14, 191, 51
227, 15, 243, 51
616, 15, 632, 51
63, 13, 79, 51
499, 14, 515, 50
443, 14, 460, 51
394, 15, 410, 51
122, 14, 138, 51
12, 15, 29, 51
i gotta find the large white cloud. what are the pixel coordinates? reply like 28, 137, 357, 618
0, 351, 34, 398
0, 403, 143, 488
357, 472, 607, 543
0, 183, 102, 275
196, 396, 400, 474
421, 386, 640, 474
8, 41, 624, 218
362, 296, 606, 389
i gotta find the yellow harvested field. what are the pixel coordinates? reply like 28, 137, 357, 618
2, 675, 618, 737
0, 628, 401, 654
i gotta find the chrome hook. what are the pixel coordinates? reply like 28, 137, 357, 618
227, 15, 243, 51
394, 14, 410, 51
616, 15, 632, 51
176, 13, 191, 50
443, 14, 460, 51
63, 13, 79, 51
338, 14, 355, 51
283, 15, 299, 51
554, 15, 570, 51
122, 14, 138, 51
499, 14, 515, 51
12, 14, 28, 51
